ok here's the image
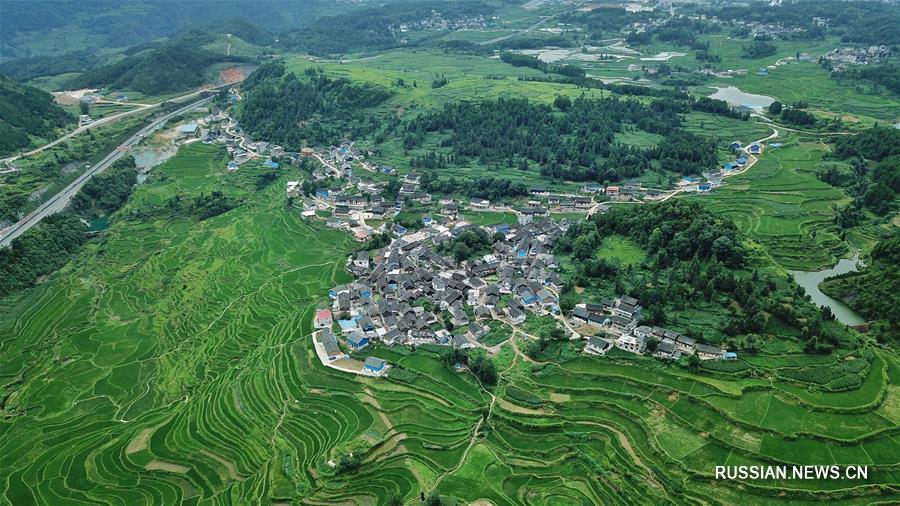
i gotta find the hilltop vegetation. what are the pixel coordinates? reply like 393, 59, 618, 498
0, 73, 72, 155
0, 0, 330, 59
405, 95, 717, 182
821, 232, 900, 344
557, 201, 854, 354
825, 127, 900, 219
65, 33, 247, 95
238, 62, 393, 147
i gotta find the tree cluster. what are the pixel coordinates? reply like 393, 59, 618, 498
420, 173, 527, 200
827, 127, 900, 217
238, 63, 393, 148
437, 227, 494, 263
741, 41, 777, 59
440, 347, 498, 385
70, 157, 138, 219
0, 73, 73, 156
404, 95, 717, 182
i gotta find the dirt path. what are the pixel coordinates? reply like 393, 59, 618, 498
426, 349, 520, 495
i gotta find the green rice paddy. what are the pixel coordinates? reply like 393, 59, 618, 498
696, 137, 852, 270
2, 144, 898, 504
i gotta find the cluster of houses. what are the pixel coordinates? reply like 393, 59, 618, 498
821, 45, 892, 71
527, 183, 660, 207
310, 208, 737, 373
573, 297, 735, 362
315, 218, 569, 359
398, 12, 492, 33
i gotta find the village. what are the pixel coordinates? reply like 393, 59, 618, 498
308, 207, 735, 377
161, 89, 749, 377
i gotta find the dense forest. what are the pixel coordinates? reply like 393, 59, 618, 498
1, 0, 326, 59
0, 73, 73, 155
825, 127, 900, 218
420, 174, 528, 201
70, 157, 138, 219
741, 40, 777, 59
820, 232, 899, 344
0, 214, 87, 297
833, 64, 900, 95
555, 201, 854, 354
65, 33, 245, 95
238, 62, 393, 148
624, 17, 719, 51
404, 95, 718, 182
436, 227, 494, 262
0, 50, 98, 82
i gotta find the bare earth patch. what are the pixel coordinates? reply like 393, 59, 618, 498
219, 67, 245, 84
200, 450, 246, 481
145, 460, 190, 473
126, 428, 155, 454
549, 392, 571, 402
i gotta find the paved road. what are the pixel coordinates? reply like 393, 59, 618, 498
0, 95, 216, 248
1, 86, 224, 167
479, 12, 563, 46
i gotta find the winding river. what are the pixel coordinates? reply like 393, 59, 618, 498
788, 254, 865, 325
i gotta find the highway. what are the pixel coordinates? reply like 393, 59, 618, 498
0, 94, 215, 248
478, 12, 564, 46
1, 85, 225, 167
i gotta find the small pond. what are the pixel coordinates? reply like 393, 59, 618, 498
709, 86, 775, 110
132, 147, 176, 170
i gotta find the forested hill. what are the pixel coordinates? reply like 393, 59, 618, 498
404, 95, 718, 181
279, 1, 493, 56
1, 0, 330, 59
0, 73, 73, 156
238, 62, 393, 147
820, 233, 900, 344
556, 200, 856, 355
64, 33, 246, 95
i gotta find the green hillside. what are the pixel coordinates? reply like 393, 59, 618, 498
64, 34, 248, 96
0, 73, 72, 155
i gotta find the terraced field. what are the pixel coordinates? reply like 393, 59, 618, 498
2, 144, 898, 504
699, 138, 851, 270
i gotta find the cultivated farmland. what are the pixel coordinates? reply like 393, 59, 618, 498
1, 144, 898, 504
